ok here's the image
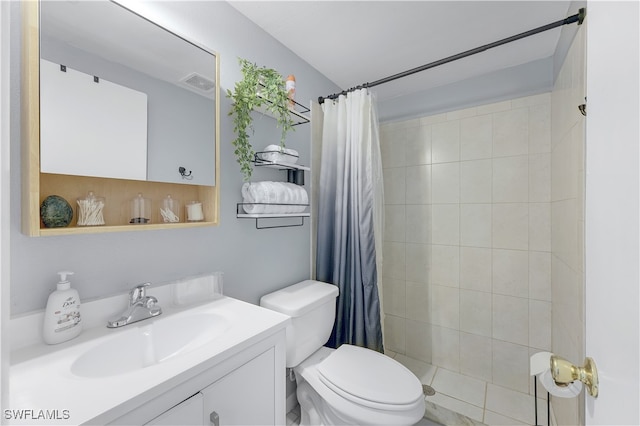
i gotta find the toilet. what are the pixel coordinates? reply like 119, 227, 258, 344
260, 280, 425, 426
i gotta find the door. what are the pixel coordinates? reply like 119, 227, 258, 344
145, 393, 204, 426
585, 1, 639, 424
201, 348, 275, 425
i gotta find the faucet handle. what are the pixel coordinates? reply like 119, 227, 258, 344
129, 282, 151, 304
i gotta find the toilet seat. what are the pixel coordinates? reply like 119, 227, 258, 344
295, 346, 425, 425
315, 345, 424, 411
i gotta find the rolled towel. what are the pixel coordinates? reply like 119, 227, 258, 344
241, 182, 263, 214
241, 181, 309, 214
259, 144, 299, 164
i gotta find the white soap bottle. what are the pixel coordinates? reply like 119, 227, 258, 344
43, 271, 82, 345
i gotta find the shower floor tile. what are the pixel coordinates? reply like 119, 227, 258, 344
393, 355, 548, 426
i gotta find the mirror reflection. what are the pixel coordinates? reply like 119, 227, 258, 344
39, 0, 217, 186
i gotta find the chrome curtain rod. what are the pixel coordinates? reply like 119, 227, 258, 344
318, 8, 586, 104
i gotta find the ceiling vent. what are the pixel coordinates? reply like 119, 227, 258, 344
180, 72, 215, 93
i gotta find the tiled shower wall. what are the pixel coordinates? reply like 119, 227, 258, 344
550, 22, 585, 426
380, 92, 552, 397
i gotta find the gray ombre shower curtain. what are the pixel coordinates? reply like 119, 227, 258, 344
315, 89, 385, 352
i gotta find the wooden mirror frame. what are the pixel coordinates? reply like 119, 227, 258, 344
21, 1, 220, 236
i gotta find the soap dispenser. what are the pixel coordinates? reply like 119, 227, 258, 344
43, 271, 82, 345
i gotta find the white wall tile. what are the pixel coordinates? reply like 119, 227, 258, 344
446, 106, 477, 121
459, 332, 493, 382
493, 155, 529, 203
477, 100, 512, 115
493, 203, 529, 250
406, 243, 430, 283
529, 203, 551, 252
394, 354, 437, 384
459, 247, 492, 292
432, 120, 460, 163
406, 281, 430, 323
492, 294, 528, 346
431, 367, 486, 407
380, 95, 559, 400
406, 165, 431, 204
405, 125, 432, 166
460, 159, 492, 203
460, 115, 493, 160
529, 251, 551, 301
384, 204, 405, 242
432, 204, 459, 246
383, 167, 406, 204
512, 92, 550, 109
529, 103, 552, 155
382, 277, 406, 317
483, 410, 528, 426
431, 326, 460, 371
380, 128, 406, 169
431, 245, 459, 287
491, 340, 531, 394
529, 153, 551, 202
420, 112, 447, 127
492, 249, 529, 298
551, 199, 579, 268
431, 284, 459, 329
432, 162, 460, 203
383, 241, 406, 280
485, 384, 535, 425
426, 392, 484, 422
459, 289, 492, 337
384, 315, 405, 354
405, 319, 432, 363
529, 300, 551, 350
460, 204, 492, 247
493, 107, 529, 157
406, 205, 431, 244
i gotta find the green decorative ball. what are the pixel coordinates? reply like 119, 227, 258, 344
40, 195, 73, 228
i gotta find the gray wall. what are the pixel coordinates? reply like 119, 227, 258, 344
9, 1, 340, 315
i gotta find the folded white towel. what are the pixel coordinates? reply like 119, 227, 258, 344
259, 144, 299, 164
241, 181, 308, 214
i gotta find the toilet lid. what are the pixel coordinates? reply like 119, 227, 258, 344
316, 345, 423, 407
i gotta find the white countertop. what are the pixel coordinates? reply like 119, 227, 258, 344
9, 297, 290, 425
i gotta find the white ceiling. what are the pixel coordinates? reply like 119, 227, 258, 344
229, 1, 576, 104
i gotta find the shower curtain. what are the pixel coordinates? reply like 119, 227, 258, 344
315, 89, 384, 352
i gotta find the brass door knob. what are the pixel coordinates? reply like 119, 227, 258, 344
550, 355, 599, 397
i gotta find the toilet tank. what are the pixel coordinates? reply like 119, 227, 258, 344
260, 280, 339, 368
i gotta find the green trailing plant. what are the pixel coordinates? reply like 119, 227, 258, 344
227, 58, 295, 181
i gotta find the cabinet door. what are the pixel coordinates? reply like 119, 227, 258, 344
145, 392, 204, 425
202, 349, 275, 425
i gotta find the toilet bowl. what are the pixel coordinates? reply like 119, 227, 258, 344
260, 280, 425, 426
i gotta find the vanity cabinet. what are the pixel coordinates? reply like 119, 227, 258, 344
201, 348, 275, 425
104, 329, 286, 426
145, 349, 275, 426
146, 393, 204, 426
20, 1, 220, 236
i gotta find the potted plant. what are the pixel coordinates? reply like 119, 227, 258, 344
227, 58, 295, 181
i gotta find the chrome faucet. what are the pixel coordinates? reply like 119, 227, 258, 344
107, 283, 162, 328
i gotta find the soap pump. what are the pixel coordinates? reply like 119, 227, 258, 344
43, 271, 82, 344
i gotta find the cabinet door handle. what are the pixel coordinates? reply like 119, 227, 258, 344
209, 411, 220, 426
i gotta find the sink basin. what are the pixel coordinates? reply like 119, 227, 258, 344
71, 313, 230, 378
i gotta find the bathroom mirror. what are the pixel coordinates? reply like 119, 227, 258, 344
38, 0, 218, 186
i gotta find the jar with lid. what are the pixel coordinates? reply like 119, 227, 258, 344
130, 193, 151, 224
76, 191, 105, 226
161, 195, 180, 223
